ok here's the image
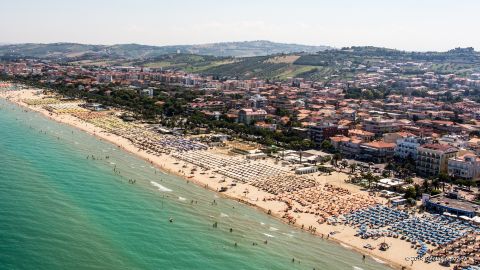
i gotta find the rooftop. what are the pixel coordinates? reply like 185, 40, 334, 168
428, 196, 480, 213
420, 143, 458, 152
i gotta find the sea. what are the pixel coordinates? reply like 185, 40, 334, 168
0, 98, 392, 270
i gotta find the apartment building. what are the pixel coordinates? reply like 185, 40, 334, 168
310, 124, 349, 144
416, 144, 458, 177
238, 108, 267, 124
448, 154, 480, 180
348, 129, 374, 142
394, 136, 431, 159
362, 117, 400, 136
358, 141, 396, 163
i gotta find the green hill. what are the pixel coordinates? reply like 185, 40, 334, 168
0, 41, 330, 60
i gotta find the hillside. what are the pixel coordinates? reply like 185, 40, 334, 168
198, 47, 480, 80
0, 41, 330, 59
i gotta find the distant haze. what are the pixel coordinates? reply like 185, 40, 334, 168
1, 0, 479, 51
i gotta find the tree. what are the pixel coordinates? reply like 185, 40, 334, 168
320, 140, 334, 152
404, 186, 417, 200
332, 153, 342, 167
363, 172, 377, 188
432, 179, 441, 191
422, 179, 431, 194
349, 163, 357, 174
405, 177, 414, 184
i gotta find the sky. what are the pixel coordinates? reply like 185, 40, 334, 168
1, 0, 479, 51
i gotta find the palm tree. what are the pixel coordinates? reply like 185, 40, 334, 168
349, 163, 357, 174
364, 172, 376, 188
422, 179, 431, 194
332, 153, 342, 167
432, 179, 440, 191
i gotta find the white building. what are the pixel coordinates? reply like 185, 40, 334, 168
438, 134, 468, 149
295, 166, 318, 175
448, 154, 480, 180
394, 136, 431, 159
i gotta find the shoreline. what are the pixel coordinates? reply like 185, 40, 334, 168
0, 89, 442, 270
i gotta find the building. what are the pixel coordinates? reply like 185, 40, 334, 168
416, 144, 458, 177
424, 195, 479, 218
438, 134, 468, 149
383, 132, 414, 144
394, 136, 431, 160
310, 124, 349, 144
140, 88, 154, 97
249, 94, 268, 108
448, 154, 480, 180
363, 117, 400, 136
238, 108, 267, 124
337, 136, 363, 158
376, 178, 406, 191
358, 141, 396, 163
295, 166, 318, 175
348, 129, 374, 142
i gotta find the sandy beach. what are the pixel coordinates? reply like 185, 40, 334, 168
0, 87, 449, 270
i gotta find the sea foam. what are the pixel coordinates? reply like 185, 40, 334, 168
150, 181, 172, 192
371, 257, 385, 264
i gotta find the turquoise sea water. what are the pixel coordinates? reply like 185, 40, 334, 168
0, 98, 392, 270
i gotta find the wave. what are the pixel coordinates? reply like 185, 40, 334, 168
260, 222, 265, 226
178, 196, 186, 201
282, 233, 294, 237
340, 243, 352, 249
150, 181, 172, 192
371, 257, 385, 264
269, 227, 279, 231
353, 267, 364, 270
220, 213, 229, 218
263, 233, 275, 238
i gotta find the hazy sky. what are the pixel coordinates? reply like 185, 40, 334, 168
1, 0, 479, 51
